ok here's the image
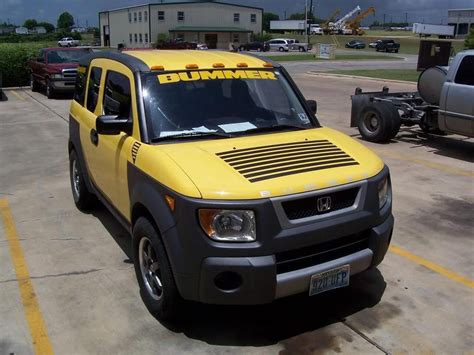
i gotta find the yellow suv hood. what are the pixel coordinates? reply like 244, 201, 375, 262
157, 128, 384, 199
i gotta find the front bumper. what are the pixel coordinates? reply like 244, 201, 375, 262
162, 166, 393, 305
198, 215, 393, 304
50, 78, 76, 92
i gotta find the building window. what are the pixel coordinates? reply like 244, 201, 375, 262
251, 14, 256, 23
134, 12, 137, 22
234, 13, 240, 22
458, 23, 469, 35
232, 33, 239, 43
139, 33, 143, 43
128, 13, 132, 23
178, 11, 184, 21
144, 11, 148, 22
139, 12, 142, 22
134, 33, 138, 43
129, 33, 132, 43
145, 33, 148, 43
158, 11, 165, 21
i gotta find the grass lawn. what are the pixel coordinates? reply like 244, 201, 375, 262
271, 33, 465, 55
265, 54, 403, 62
327, 69, 420, 82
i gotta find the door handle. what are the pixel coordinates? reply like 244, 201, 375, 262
90, 129, 99, 146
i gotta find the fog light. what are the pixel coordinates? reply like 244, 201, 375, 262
214, 271, 243, 291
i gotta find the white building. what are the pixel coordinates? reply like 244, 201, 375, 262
99, 0, 262, 49
448, 8, 474, 37
15, 27, 28, 35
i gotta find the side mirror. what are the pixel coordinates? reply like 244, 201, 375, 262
307, 99, 317, 114
96, 115, 132, 135
37, 57, 44, 62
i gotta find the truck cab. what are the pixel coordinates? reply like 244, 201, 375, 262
439, 51, 474, 136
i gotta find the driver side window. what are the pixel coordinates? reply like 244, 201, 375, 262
103, 71, 132, 118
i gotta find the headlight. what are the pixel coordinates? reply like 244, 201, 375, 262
199, 209, 256, 242
51, 73, 62, 79
378, 176, 390, 209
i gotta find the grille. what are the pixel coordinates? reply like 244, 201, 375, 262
131, 142, 141, 163
217, 140, 359, 183
62, 68, 77, 79
275, 232, 370, 274
282, 187, 359, 220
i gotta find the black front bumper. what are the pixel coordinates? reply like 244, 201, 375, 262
161, 167, 393, 305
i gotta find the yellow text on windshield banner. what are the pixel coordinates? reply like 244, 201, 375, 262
158, 70, 277, 84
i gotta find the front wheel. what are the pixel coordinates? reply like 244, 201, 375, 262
133, 217, 182, 321
45, 78, 55, 99
279, 47, 284, 52
358, 102, 401, 143
30, 73, 40, 92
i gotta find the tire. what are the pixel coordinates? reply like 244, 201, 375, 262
395, 49, 399, 53
376, 48, 379, 52
239, 46, 245, 51
69, 150, 95, 211
299, 47, 304, 52
358, 102, 401, 143
133, 217, 181, 321
30, 73, 40, 92
45, 78, 55, 99
279, 47, 284, 52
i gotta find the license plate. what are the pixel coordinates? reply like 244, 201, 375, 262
309, 265, 350, 296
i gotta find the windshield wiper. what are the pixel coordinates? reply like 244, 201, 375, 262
151, 131, 233, 142
241, 124, 308, 134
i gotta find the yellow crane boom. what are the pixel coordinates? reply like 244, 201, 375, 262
346, 6, 376, 35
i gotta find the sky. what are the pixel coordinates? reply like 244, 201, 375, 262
1, 0, 473, 27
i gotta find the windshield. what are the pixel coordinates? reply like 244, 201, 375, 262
142, 68, 317, 140
47, 50, 90, 64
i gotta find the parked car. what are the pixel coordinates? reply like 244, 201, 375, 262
286, 39, 312, 52
28, 47, 91, 98
239, 41, 269, 52
156, 39, 197, 50
369, 40, 382, 48
196, 43, 208, 50
68, 50, 393, 321
375, 39, 400, 53
345, 40, 366, 49
58, 37, 80, 47
350, 50, 474, 142
266, 39, 290, 52
310, 26, 323, 35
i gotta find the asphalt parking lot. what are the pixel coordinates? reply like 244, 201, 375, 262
0, 70, 473, 354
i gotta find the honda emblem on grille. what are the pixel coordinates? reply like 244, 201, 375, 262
317, 196, 332, 212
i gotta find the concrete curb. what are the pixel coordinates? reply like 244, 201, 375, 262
306, 71, 417, 85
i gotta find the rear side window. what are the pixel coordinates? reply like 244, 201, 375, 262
86, 67, 102, 113
74, 65, 87, 105
103, 71, 132, 118
454, 56, 474, 86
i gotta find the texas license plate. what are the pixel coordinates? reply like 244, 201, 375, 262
309, 265, 350, 296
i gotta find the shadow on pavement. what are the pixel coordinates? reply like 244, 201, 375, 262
163, 265, 386, 347
395, 128, 474, 163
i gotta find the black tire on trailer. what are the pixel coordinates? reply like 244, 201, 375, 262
133, 217, 182, 321
358, 102, 401, 143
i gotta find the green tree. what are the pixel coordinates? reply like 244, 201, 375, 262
465, 28, 474, 49
57, 12, 74, 29
37, 21, 55, 33
263, 12, 279, 31
288, 12, 318, 23
23, 19, 38, 29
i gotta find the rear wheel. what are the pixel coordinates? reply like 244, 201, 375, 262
358, 102, 401, 143
133, 217, 181, 321
69, 150, 95, 211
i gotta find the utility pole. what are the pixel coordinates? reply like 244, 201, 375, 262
405, 12, 408, 25
305, 0, 308, 43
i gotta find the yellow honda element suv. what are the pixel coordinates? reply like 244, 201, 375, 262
68, 50, 393, 320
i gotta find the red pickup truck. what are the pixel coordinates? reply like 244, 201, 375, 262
28, 47, 91, 98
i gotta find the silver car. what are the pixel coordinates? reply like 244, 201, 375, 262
266, 39, 290, 52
